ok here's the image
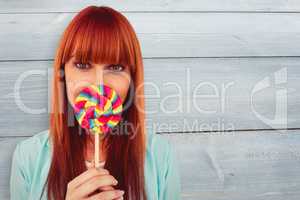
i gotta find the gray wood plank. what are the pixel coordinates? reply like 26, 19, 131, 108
1, 13, 300, 60
2, 130, 300, 200
163, 129, 300, 200
0, 58, 299, 136
0, 0, 300, 13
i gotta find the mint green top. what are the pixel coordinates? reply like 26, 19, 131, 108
10, 129, 181, 200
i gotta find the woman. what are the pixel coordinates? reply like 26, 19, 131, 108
10, 5, 181, 200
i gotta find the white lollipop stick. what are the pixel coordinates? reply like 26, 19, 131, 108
95, 133, 100, 168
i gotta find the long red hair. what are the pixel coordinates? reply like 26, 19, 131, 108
40, 5, 147, 200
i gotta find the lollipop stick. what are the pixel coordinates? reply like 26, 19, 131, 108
95, 133, 100, 168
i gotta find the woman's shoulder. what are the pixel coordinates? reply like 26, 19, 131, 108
147, 129, 169, 149
146, 128, 175, 166
145, 129, 182, 199
17, 129, 50, 151
13, 129, 50, 170
11, 129, 51, 186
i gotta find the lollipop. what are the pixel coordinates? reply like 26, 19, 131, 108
73, 84, 123, 168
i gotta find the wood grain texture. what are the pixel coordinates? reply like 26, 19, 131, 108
1, 13, 300, 60
2, 130, 300, 199
163, 130, 300, 200
0, 0, 300, 13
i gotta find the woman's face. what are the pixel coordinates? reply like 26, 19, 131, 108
64, 56, 131, 108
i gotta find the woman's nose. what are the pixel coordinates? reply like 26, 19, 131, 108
92, 66, 104, 86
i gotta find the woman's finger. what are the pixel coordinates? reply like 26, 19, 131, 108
74, 174, 118, 198
67, 168, 109, 192
100, 185, 115, 191
113, 196, 124, 200
86, 190, 124, 200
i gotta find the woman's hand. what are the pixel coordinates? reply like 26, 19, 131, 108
65, 167, 124, 200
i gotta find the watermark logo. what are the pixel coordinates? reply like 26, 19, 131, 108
251, 67, 288, 130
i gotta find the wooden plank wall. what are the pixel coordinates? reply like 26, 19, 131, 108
0, 1, 300, 199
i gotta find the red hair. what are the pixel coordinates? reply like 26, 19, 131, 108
41, 5, 147, 200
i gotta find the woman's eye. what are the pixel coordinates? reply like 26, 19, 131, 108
108, 64, 124, 72
74, 62, 90, 70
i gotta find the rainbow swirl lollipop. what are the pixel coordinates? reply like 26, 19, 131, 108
73, 84, 123, 135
